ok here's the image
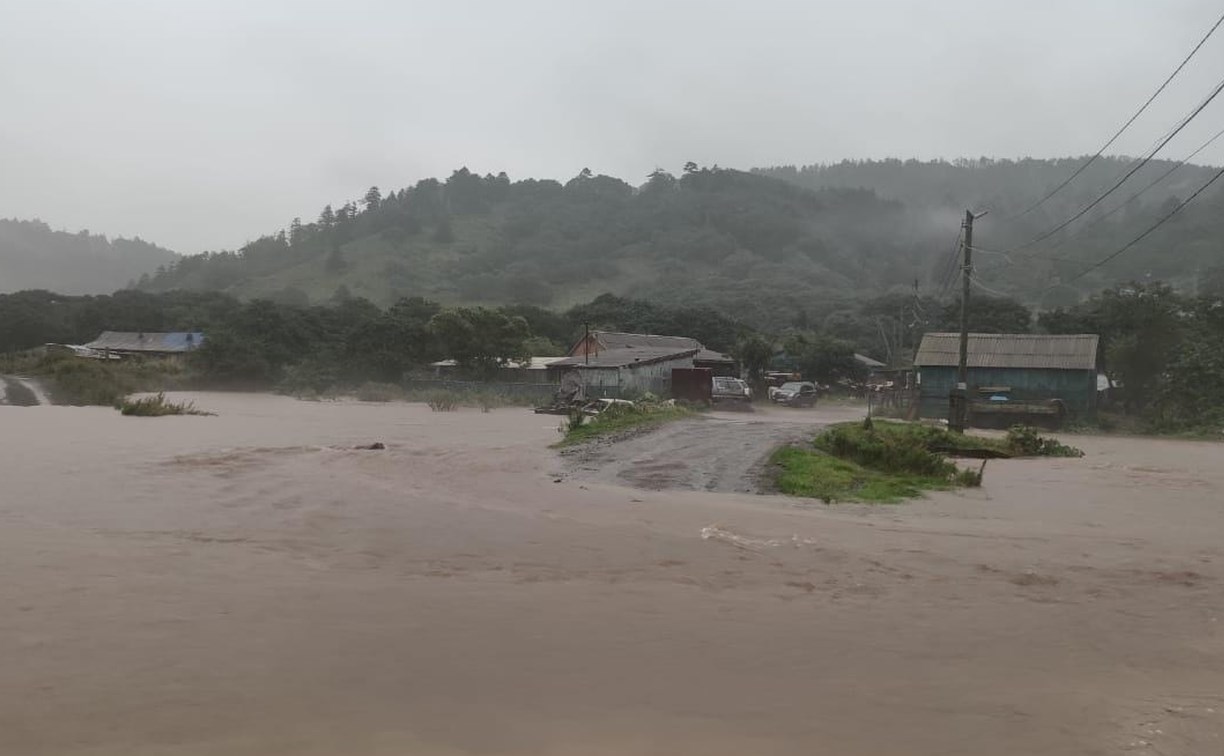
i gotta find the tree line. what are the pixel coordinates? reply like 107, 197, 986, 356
3, 278, 1221, 429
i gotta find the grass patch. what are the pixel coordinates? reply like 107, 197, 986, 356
4, 352, 188, 406
774, 419, 1082, 504
771, 446, 951, 503
117, 393, 213, 416
555, 403, 694, 447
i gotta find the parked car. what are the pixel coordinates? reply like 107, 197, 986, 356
771, 381, 818, 407
711, 376, 753, 408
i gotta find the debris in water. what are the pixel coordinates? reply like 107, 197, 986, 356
354, 442, 386, 450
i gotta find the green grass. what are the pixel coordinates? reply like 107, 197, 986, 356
8, 352, 189, 406
117, 393, 213, 416
774, 419, 1080, 504
771, 446, 952, 503
554, 403, 695, 447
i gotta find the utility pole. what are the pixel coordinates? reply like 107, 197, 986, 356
950, 209, 987, 433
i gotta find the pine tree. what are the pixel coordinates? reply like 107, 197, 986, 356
363, 186, 382, 212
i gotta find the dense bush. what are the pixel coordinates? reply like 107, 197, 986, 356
25, 353, 185, 406
1005, 425, 1084, 458
815, 421, 958, 478
118, 393, 211, 416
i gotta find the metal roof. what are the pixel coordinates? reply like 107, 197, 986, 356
431, 357, 566, 370
590, 331, 700, 351
84, 331, 205, 353
914, 333, 1098, 370
580, 331, 733, 364
854, 353, 886, 368
550, 347, 699, 369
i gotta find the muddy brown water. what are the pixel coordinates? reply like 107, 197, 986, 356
2, 393, 1223, 755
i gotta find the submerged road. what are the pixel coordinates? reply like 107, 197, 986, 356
0, 375, 47, 406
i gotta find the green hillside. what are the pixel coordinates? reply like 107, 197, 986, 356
137, 159, 1224, 326
136, 167, 954, 326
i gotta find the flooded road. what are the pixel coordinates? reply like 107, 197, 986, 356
562, 404, 865, 493
2, 393, 1223, 755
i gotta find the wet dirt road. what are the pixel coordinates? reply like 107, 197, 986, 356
2, 394, 1223, 755
562, 404, 865, 493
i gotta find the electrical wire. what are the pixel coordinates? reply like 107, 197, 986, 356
968, 272, 1013, 298
1065, 163, 1224, 283
936, 228, 964, 298
999, 73, 1224, 255
1005, 10, 1224, 221
1032, 123, 1224, 256
969, 125, 1224, 269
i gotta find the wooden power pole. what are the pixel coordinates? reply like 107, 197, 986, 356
951, 209, 986, 433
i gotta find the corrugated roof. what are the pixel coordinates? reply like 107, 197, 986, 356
550, 347, 699, 369
591, 331, 700, 351
84, 331, 205, 353
582, 331, 732, 364
855, 353, 886, 368
914, 333, 1098, 370
431, 357, 566, 369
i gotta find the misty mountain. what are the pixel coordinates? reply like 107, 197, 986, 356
134, 167, 957, 328
134, 159, 1224, 329
0, 219, 178, 295
758, 157, 1224, 303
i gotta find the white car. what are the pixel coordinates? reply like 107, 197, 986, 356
711, 376, 753, 408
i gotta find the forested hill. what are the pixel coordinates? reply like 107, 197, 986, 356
136, 160, 1224, 328
1, 219, 178, 295
757, 157, 1224, 305
134, 167, 953, 328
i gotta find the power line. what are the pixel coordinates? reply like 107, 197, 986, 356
968, 272, 1012, 298
1035, 123, 1224, 255
1000, 73, 1224, 255
1005, 10, 1224, 220
969, 126, 1224, 269
1065, 163, 1224, 283
936, 228, 964, 298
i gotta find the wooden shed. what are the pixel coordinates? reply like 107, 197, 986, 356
914, 333, 1100, 420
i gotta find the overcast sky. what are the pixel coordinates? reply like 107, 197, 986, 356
3, 0, 1223, 253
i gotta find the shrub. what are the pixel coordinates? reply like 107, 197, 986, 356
1005, 425, 1084, 457
118, 393, 213, 417
10, 353, 190, 406
816, 423, 957, 479
556, 402, 693, 446
955, 465, 984, 487
427, 391, 458, 412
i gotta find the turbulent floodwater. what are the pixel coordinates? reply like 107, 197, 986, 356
2, 393, 1223, 755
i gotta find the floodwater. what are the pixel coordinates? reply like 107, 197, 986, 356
2, 393, 1223, 755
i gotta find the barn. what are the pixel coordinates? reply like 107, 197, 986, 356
914, 333, 1100, 420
